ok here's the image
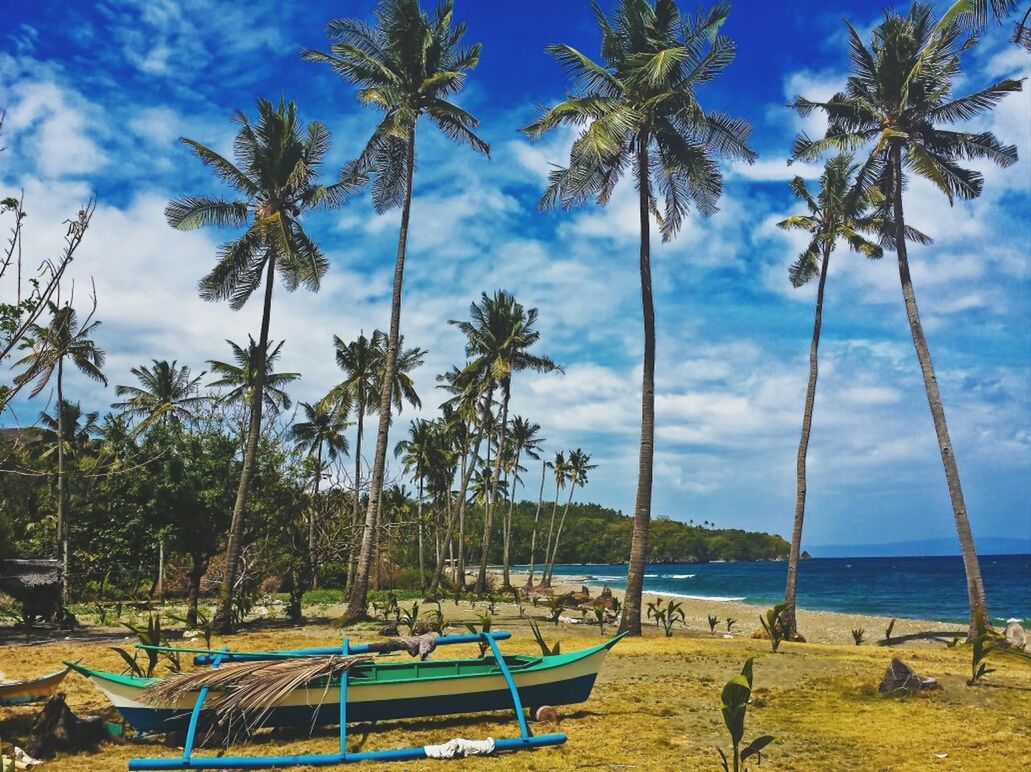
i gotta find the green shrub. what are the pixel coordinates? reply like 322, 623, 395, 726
759, 603, 787, 653
716, 658, 774, 772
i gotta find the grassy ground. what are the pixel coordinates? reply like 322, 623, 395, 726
1, 601, 1028, 771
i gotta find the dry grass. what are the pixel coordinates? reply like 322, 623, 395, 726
1, 607, 1028, 771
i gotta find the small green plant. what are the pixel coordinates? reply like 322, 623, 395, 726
646, 597, 663, 626
716, 658, 774, 772
759, 603, 787, 653
484, 593, 499, 616
546, 595, 565, 624
426, 608, 448, 635
593, 605, 607, 636
398, 602, 420, 635
884, 618, 896, 646
851, 628, 865, 646
464, 613, 493, 657
708, 614, 720, 634
726, 617, 737, 633
528, 619, 561, 656
453, 588, 462, 606
110, 615, 180, 677
650, 599, 685, 637
166, 608, 215, 650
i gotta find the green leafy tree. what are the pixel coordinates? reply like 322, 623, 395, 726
304, 0, 489, 620
523, 0, 755, 634
775, 155, 890, 639
791, 2, 1021, 634
14, 300, 106, 599
112, 359, 207, 430
166, 97, 357, 632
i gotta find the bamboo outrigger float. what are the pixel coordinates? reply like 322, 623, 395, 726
67, 631, 623, 769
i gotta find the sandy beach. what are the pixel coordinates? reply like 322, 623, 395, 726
498, 569, 963, 646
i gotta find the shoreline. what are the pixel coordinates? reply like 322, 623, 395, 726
495, 570, 966, 645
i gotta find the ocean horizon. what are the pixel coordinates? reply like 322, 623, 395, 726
511, 554, 1031, 625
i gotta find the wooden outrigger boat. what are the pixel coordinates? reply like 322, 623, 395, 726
66, 631, 623, 769
0, 666, 69, 706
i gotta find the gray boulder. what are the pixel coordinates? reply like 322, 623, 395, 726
1004, 619, 1027, 651
878, 658, 939, 692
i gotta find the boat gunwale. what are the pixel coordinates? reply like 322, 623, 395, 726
64, 635, 621, 692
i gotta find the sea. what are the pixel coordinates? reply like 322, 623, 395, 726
511, 554, 1031, 624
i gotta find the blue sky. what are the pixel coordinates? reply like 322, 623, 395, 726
1, 1, 1028, 550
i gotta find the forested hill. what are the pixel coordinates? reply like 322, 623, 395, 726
484, 501, 790, 564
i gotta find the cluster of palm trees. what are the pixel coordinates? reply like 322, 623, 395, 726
779, 1, 1024, 637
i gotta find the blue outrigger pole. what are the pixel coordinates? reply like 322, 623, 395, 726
128, 632, 566, 770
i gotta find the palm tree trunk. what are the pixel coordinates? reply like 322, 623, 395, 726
618, 134, 655, 637
890, 145, 988, 636
347, 128, 416, 620
309, 441, 322, 590
476, 386, 508, 594
540, 481, 561, 589
456, 444, 469, 588
545, 483, 577, 585
417, 476, 426, 592
213, 255, 276, 633
781, 244, 831, 640
186, 555, 207, 628
430, 433, 483, 594
346, 408, 364, 591
502, 446, 521, 590
56, 357, 68, 603
524, 459, 548, 589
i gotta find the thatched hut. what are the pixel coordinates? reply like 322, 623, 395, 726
0, 559, 62, 624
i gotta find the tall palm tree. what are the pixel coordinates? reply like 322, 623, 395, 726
14, 300, 106, 600
167, 97, 357, 631
292, 400, 351, 582
544, 448, 596, 585
538, 451, 570, 589
523, 455, 551, 590
112, 359, 206, 429
449, 290, 559, 593
791, 3, 1021, 633
304, 0, 490, 620
775, 156, 888, 639
395, 418, 436, 590
207, 338, 301, 415
502, 416, 543, 588
523, 0, 755, 634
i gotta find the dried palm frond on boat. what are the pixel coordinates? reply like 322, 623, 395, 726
141, 655, 371, 738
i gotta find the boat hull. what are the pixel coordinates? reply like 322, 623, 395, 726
71, 641, 615, 734
0, 668, 69, 706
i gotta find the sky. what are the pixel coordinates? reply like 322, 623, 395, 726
0, 0, 1028, 550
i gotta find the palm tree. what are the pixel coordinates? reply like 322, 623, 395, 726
790, 3, 1021, 633
166, 97, 357, 631
502, 416, 543, 588
292, 400, 351, 583
395, 418, 436, 590
775, 156, 888, 639
523, 0, 755, 634
304, 0, 490, 620
207, 338, 301, 415
538, 451, 570, 589
14, 300, 106, 600
449, 290, 559, 594
544, 448, 596, 585
325, 331, 425, 589
112, 359, 207, 429
523, 455, 551, 590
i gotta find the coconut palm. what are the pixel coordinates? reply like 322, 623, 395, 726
523, 0, 755, 634
790, 3, 1021, 632
167, 97, 357, 631
538, 451, 571, 589
543, 448, 596, 585
501, 416, 543, 588
14, 300, 106, 600
775, 155, 891, 639
112, 360, 207, 430
449, 290, 559, 594
395, 418, 436, 589
207, 338, 300, 415
304, 0, 490, 620
523, 456, 551, 590
292, 400, 351, 580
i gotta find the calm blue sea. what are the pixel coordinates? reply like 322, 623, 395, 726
512, 555, 1031, 624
